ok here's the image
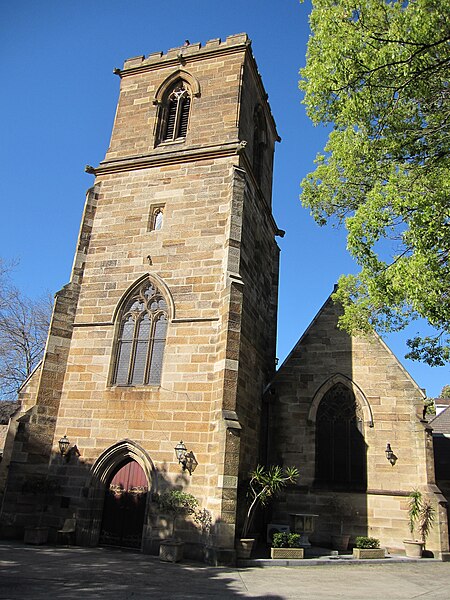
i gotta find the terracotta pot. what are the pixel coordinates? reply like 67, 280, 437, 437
235, 538, 255, 559
331, 534, 350, 552
403, 540, 424, 558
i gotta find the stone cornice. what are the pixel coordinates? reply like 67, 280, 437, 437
88, 140, 245, 176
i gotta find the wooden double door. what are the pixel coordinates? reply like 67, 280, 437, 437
99, 460, 148, 549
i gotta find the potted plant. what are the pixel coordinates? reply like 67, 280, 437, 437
22, 475, 60, 544
271, 532, 304, 559
155, 489, 198, 562
404, 490, 435, 558
236, 464, 299, 559
327, 495, 355, 552
352, 536, 385, 559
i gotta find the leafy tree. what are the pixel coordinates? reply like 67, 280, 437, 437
0, 260, 52, 399
300, 0, 450, 365
439, 385, 450, 398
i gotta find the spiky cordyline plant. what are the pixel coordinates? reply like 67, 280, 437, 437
241, 465, 299, 539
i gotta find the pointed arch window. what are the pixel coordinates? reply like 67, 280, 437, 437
148, 205, 164, 231
160, 82, 191, 143
113, 281, 168, 386
315, 383, 367, 490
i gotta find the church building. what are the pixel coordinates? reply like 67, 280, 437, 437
0, 34, 448, 562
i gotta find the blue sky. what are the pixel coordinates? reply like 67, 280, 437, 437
1, 0, 447, 397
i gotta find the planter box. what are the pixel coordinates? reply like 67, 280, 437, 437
24, 526, 49, 545
159, 540, 184, 563
353, 548, 385, 559
271, 547, 304, 559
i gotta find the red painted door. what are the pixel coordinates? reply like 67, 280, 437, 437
99, 460, 148, 548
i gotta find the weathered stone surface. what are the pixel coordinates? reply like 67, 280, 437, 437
0, 36, 279, 555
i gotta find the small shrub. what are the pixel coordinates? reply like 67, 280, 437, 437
155, 490, 199, 538
355, 536, 380, 549
272, 532, 302, 548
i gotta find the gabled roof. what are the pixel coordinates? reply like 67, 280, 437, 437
429, 406, 450, 435
274, 289, 425, 399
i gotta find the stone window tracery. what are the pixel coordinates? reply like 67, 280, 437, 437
113, 281, 168, 386
159, 82, 191, 143
315, 383, 367, 489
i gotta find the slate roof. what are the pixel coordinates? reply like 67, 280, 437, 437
429, 406, 450, 435
0, 401, 20, 425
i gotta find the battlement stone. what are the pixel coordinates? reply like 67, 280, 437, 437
122, 33, 251, 71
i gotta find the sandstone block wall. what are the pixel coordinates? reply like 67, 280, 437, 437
1, 35, 281, 556
271, 296, 449, 555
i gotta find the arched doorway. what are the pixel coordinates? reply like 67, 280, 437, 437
99, 459, 149, 548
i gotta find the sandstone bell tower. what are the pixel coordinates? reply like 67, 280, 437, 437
1, 34, 280, 561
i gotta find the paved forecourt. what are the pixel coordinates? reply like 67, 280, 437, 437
2, 542, 450, 599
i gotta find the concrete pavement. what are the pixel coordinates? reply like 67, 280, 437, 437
1, 542, 450, 599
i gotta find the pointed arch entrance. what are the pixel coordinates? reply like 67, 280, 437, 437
82, 440, 156, 550
99, 459, 149, 548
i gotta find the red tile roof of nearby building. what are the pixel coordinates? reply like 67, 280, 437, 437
434, 397, 450, 406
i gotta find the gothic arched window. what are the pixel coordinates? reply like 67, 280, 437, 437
113, 281, 168, 386
160, 82, 191, 143
315, 383, 367, 490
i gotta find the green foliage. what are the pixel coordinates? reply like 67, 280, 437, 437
300, 0, 450, 364
241, 465, 299, 538
407, 490, 435, 543
439, 385, 450, 399
424, 397, 436, 417
272, 532, 302, 548
355, 536, 380, 549
156, 490, 198, 517
155, 489, 199, 538
407, 490, 422, 536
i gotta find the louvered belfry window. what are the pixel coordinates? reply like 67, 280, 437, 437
113, 281, 168, 386
162, 83, 191, 142
315, 383, 367, 489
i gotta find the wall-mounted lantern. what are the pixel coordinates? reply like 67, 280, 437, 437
174, 440, 198, 475
58, 435, 80, 463
385, 443, 397, 466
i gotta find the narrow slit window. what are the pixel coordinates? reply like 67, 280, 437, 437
149, 205, 164, 231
